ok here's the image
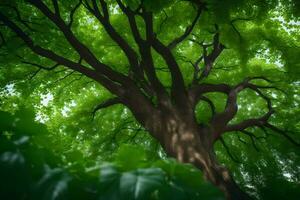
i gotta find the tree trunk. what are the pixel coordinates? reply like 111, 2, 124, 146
147, 110, 252, 200
126, 93, 252, 199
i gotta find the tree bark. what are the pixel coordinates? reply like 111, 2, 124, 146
138, 106, 252, 200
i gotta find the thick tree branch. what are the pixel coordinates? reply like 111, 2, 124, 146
0, 10, 124, 96
115, 1, 168, 100
27, 0, 132, 87
190, 76, 276, 109
140, 45, 169, 101
211, 81, 246, 130
84, 0, 142, 80
0, 12, 89, 74
211, 77, 277, 140
153, 37, 189, 106
117, 0, 143, 45
189, 83, 231, 106
87, 3, 166, 103
224, 85, 274, 132
137, 10, 171, 101
11, 1, 156, 127
141, 10, 187, 96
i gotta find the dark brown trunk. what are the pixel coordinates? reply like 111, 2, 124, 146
149, 112, 252, 200
128, 98, 252, 199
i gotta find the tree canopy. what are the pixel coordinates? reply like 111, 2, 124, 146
0, 0, 299, 199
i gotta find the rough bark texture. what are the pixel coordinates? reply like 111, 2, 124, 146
134, 103, 252, 200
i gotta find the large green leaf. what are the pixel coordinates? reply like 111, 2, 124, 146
98, 164, 165, 200
33, 166, 72, 200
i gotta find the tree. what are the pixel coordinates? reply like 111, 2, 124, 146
0, 0, 299, 199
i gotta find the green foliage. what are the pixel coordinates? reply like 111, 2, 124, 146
0, 108, 224, 200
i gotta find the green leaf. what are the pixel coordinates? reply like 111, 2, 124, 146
33, 166, 72, 200
99, 164, 165, 200
120, 168, 165, 200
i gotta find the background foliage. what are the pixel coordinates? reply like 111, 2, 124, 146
0, 108, 224, 200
